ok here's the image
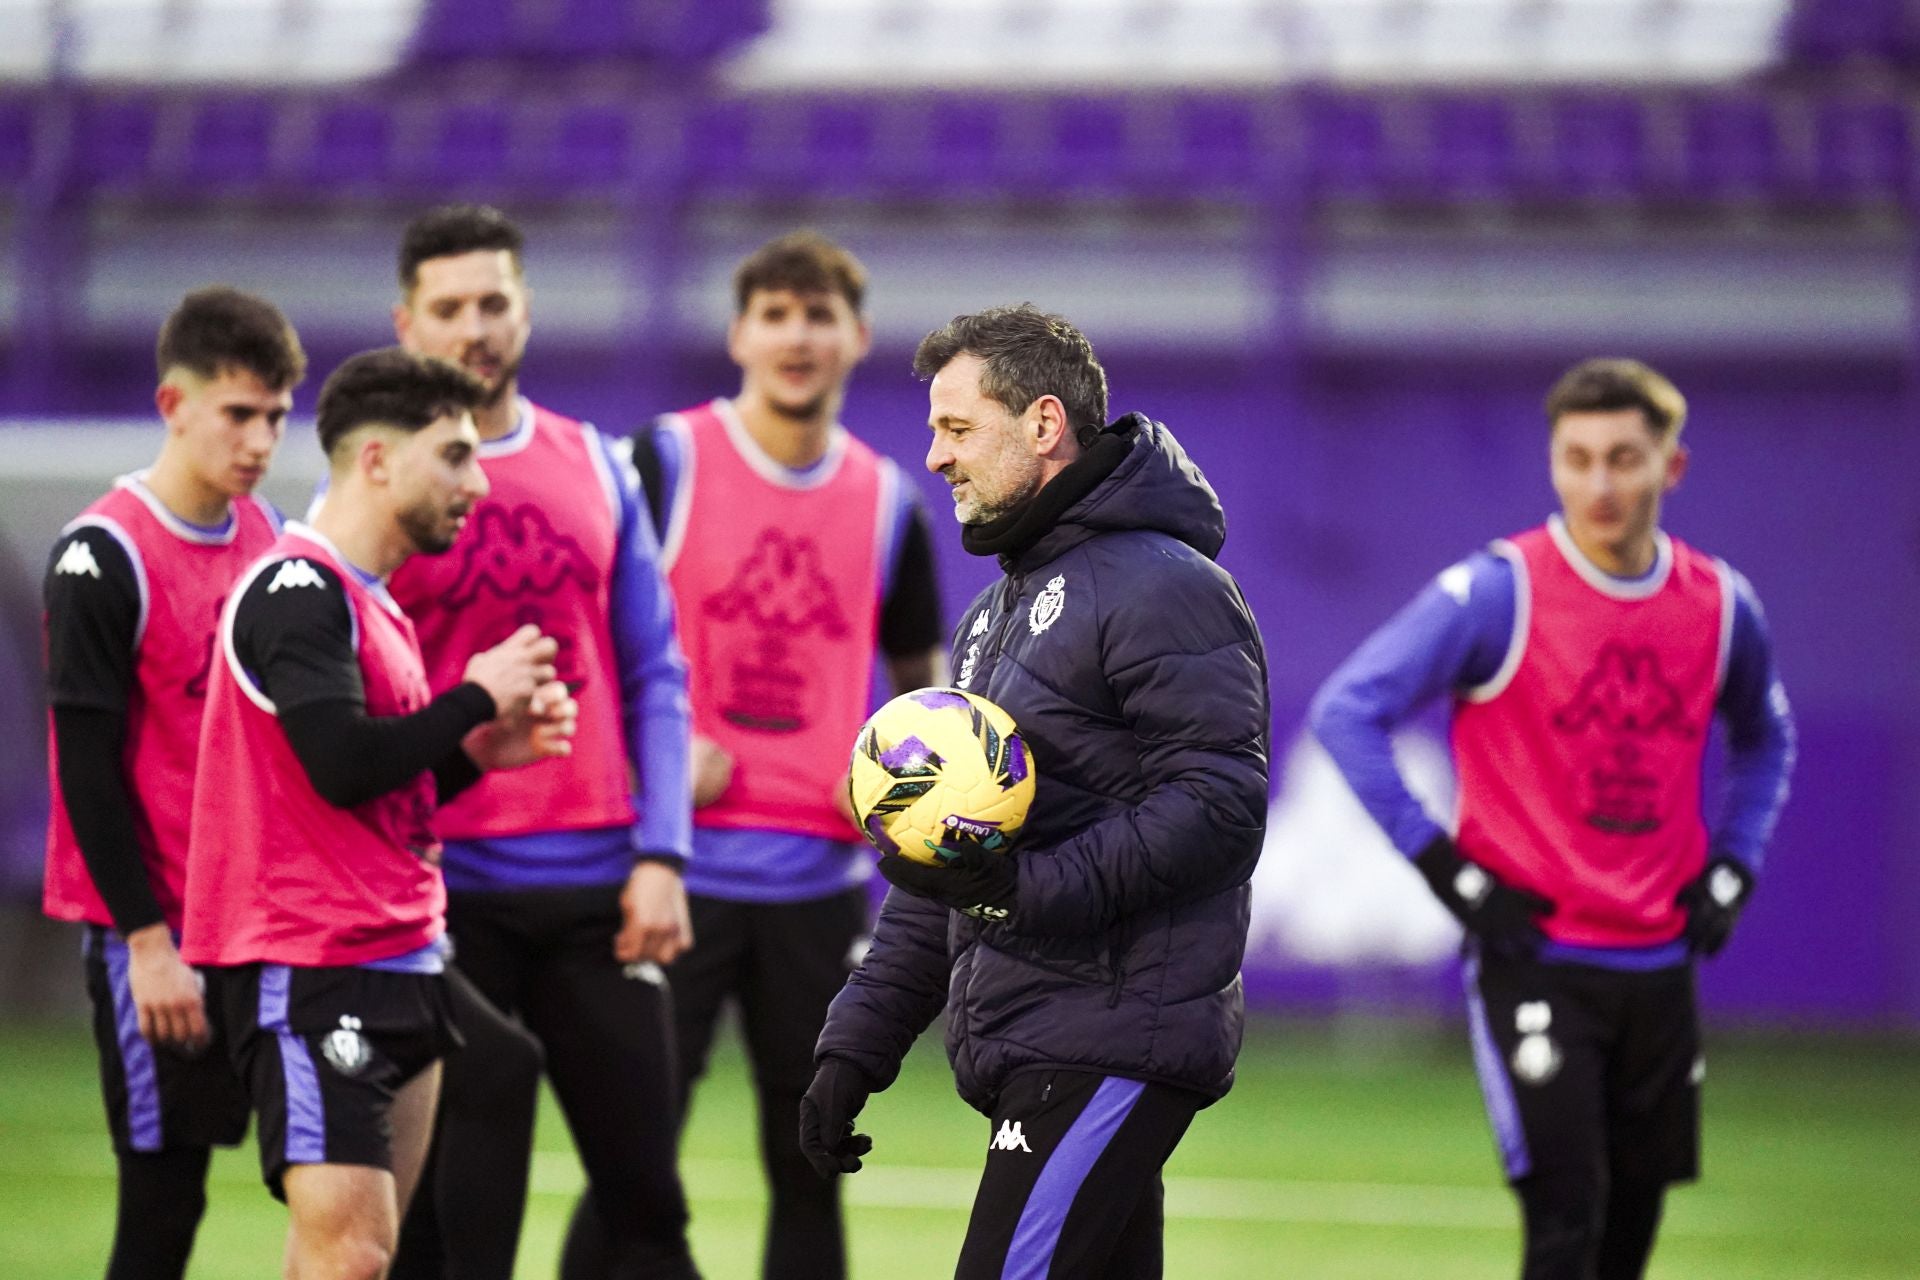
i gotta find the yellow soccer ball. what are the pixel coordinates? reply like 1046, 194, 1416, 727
848, 687, 1037, 867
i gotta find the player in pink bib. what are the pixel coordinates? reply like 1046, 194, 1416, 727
1314, 359, 1795, 1280
183, 348, 575, 1280
385, 205, 700, 1280
42, 287, 304, 1280
566, 234, 946, 1280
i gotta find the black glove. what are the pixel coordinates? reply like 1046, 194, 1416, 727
876, 840, 1017, 922
798, 1058, 875, 1178
1414, 836, 1553, 957
1675, 856, 1753, 958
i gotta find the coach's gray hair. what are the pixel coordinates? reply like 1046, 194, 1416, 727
913, 304, 1109, 446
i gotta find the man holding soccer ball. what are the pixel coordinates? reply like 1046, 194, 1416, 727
802, 304, 1271, 1278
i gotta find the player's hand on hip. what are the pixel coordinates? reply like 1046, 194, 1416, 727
689, 734, 734, 809
1414, 836, 1553, 957
615, 859, 693, 965
125, 923, 210, 1055
462, 624, 559, 716
1676, 855, 1753, 958
799, 1058, 875, 1178
463, 680, 576, 770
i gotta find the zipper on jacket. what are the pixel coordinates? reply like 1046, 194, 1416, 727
1106, 954, 1127, 1008
976, 571, 1026, 684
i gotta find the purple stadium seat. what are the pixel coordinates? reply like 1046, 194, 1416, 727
1813, 100, 1911, 200
926, 99, 1003, 189
1174, 97, 1261, 193
803, 102, 877, 191
1425, 96, 1517, 199
544, 106, 634, 189
1684, 96, 1781, 195
1299, 91, 1392, 198
427, 104, 513, 189
0, 98, 34, 186
1549, 95, 1647, 199
1047, 100, 1130, 194
185, 97, 276, 187
680, 100, 755, 189
308, 103, 395, 188
73, 98, 160, 186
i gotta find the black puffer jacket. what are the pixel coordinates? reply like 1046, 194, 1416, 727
816, 414, 1271, 1112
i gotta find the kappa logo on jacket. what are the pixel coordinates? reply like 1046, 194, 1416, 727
957, 610, 991, 689
989, 1119, 1032, 1153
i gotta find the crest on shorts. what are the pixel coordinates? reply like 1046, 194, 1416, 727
1510, 1002, 1561, 1085
322, 1015, 371, 1077
1029, 576, 1066, 636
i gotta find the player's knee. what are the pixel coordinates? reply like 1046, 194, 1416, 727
320, 1233, 394, 1280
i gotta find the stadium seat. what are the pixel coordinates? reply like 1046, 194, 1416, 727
308, 102, 396, 189
1298, 91, 1394, 199
1173, 97, 1263, 195
426, 104, 514, 191
1047, 99, 1133, 195
1424, 96, 1518, 200
543, 105, 635, 191
1548, 94, 1647, 200
0, 98, 35, 187
1812, 99, 1911, 200
926, 99, 1004, 191
184, 97, 277, 188
1684, 96, 1782, 197
802, 102, 878, 193
71, 98, 160, 187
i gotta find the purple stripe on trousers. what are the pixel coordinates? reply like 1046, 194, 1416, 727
103, 933, 164, 1152
1463, 951, 1531, 1180
258, 966, 326, 1165
1002, 1076, 1146, 1280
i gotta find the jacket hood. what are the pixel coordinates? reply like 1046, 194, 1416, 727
1006, 412, 1226, 573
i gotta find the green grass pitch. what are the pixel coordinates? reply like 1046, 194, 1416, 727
1, 1017, 1915, 1278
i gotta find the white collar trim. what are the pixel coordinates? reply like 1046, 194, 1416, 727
714, 397, 848, 491
478, 397, 537, 458
1546, 514, 1672, 601
115, 472, 239, 545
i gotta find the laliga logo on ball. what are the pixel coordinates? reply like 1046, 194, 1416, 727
847, 687, 1037, 867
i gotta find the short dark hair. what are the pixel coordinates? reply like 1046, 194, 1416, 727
398, 204, 525, 293
155, 286, 306, 391
733, 230, 867, 314
1544, 358, 1688, 439
315, 348, 487, 457
912, 304, 1109, 446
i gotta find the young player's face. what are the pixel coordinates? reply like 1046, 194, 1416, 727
728, 287, 871, 420
392, 412, 489, 555
925, 354, 1044, 526
157, 365, 292, 498
395, 251, 530, 408
1550, 408, 1687, 572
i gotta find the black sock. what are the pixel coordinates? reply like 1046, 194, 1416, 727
1596, 1179, 1667, 1280
108, 1147, 212, 1280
